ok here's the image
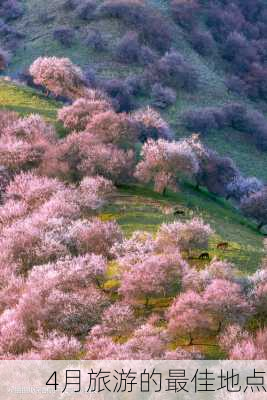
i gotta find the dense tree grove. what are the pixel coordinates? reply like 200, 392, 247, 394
0, 53, 267, 361
183, 103, 267, 151
171, 0, 267, 102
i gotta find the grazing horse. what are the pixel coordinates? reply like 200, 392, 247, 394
217, 242, 229, 251
173, 208, 185, 216
199, 252, 210, 260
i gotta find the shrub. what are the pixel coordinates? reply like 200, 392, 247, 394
196, 150, 239, 197
83, 66, 97, 87
0, 0, 23, 21
29, 57, 87, 99
76, 0, 96, 20
222, 31, 258, 73
151, 83, 176, 109
206, 5, 245, 43
190, 29, 215, 57
103, 79, 133, 112
139, 45, 157, 65
226, 176, 263, 201
99, 0, 145, 25
182, 107, 227, 133
148, 51, 199, 91
225, 75, 247, 95
115, 31, 141, 64
53, 27, 75, 47
125, 74, 148, 96
171, 0, 200, 29
86, 29, 107, 51
0, 20, 24, 50
63, 0, 78, 11
140, 10, 172, 53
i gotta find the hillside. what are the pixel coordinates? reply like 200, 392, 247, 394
0, 79, 263, 273
1, 0, 267, 361
3, 0, 267, 180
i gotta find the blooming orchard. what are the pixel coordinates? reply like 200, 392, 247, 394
0, 56, 265, 360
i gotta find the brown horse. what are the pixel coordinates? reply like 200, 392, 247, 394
217, 242, 229, 251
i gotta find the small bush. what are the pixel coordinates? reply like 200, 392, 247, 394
76, 0, 97, 21
83, 66, 97, 87
196, 150, 240, 197
225, 75, 247, 95
53, 28, 75, 47
115, 31, 141, 64
99, 0, 145, 25
86, 30, 107, 51
140, 11, 172, 53
147, 51, 199, 91
0, 21, 24, 44
0, 0, 23, 21
151, 84, 176, 109
222, 31, 258, 73
171, 0, 199, 29
182, 107, 226, 133
139, 46, 157, 65
190, 30, 215, 57
63, 0, 78, 11
103, 79, 133, 112
125, 75, 148, 96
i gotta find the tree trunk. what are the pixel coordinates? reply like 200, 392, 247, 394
145, 296, 150, 309
162, 187, 167, 196
217, 320, 222, 334
187, 334, 193, 346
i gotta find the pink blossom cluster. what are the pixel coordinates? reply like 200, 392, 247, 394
0, 113, 57, 174
29, 57, 87, 99
134, 138, 199, 193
